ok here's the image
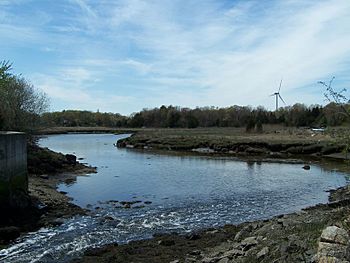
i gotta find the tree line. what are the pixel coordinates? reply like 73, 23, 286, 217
40, 103, 349, 129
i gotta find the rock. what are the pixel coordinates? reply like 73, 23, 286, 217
320, 226, 349, 245
316, 256, 348, 263
50, 219, 65, 227
158, 239, 175, 246
241, 236, 258, 251
185, 257, 197, 262
245, 147, 266, 154
65, 154, 77, 165
144, 201, 152, 204
0, 226, 20, 241
317, 242, 349, 259
169, 260, 180, 263
40, 174, 49, 179
186, 233, 201, 240
188, 250, 202, 256
303, 165, 311, 170
257, 247, 269, 259
223, 248, 245, 258
234, 225, 252, 241
201, 257, 220, 263
217, 257, 229, 263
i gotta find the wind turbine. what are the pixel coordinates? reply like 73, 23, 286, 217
270, 79, 286, 111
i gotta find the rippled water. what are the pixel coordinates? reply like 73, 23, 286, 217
0, 133, 348, 263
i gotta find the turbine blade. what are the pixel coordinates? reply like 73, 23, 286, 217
279, 94, 286, 104
269, 94, 275, 97
278, 79, 283, 93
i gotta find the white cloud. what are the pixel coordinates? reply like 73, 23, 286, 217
1, 0, 350, 113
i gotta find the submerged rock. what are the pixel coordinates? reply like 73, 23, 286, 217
303, 165, 311, 170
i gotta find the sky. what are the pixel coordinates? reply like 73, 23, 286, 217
0, 0, 350, 115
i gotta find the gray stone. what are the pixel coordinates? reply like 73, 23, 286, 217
234, 225, 252, 241
223, 249, 245, 258
188, 250, 201, 256
217, 258, 229, 263
314, 255, 348, 263
201, 257, 220, 263
317, 242, 348, 259
241, 236, 258, 250
320, 226, 349, 245
257, 246, 269, 259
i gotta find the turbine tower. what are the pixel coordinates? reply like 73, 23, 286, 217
270, 79, 286, 111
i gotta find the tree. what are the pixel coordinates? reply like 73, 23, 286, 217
320, 77, 350, 119
320, 77, 350, 159
0, 61, 49, 131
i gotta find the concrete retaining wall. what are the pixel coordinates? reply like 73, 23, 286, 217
0, 132, 28, 207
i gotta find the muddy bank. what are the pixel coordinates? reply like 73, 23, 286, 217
0, 143, 96, 247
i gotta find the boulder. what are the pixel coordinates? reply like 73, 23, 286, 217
257, 246, 269, 259
313, 226, 350, 262
234, 225, 253, 241
241, 236, 258, 251
320, 226, 350, 246
65, 154, 76, 165
303, 165, 311, 170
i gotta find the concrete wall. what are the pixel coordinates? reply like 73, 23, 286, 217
0, 132, 28, 207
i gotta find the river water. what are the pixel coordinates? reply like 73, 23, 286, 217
0, 133, 348, 262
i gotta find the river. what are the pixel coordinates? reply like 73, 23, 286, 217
0, 133, 348, 262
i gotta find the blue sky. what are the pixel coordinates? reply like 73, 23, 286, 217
1, 0, 350, 115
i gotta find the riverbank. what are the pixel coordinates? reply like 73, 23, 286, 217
116, 127, 347, 160
0, 142, 96, 247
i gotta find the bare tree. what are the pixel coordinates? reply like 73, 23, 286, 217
319, 77, 350, 118
319, 77, 350, 159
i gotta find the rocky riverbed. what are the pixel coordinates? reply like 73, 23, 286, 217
73, 188, 350, 263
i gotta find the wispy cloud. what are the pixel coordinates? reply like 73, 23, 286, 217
1, 0, 349, 114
